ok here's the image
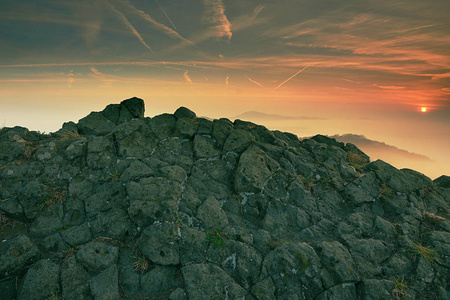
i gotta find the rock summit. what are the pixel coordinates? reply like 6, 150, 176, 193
0, 97, 449, 299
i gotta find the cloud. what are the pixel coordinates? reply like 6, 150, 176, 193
245, 75, 263, 87
225, 75, 229, 87
374, 84, 406, 90
155, 0, 177, 30
89, 67, 113, 87
105, 0, 155, 54
202, 0, 232, 40
116, 0, 193, 45
67, 70, 74, 88
184, 71, 192, 83
231, 5, 266, 31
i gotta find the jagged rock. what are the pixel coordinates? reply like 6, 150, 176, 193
174, 106, 196, 119
138, 222, 180, 265
75, 242, 119, 275
0, 235, 39, 276
435, 175, 450, 188
61, 256, 91, 300
196, 196, 229, 229
1, 98, 449, 299
90, 264, 119, 300
17, 259, 60, 300
235, 146, 279, 193
182, 263, 247, 299
223, 129, 255, 154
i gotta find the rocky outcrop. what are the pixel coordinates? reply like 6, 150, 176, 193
0, 97, 449, 299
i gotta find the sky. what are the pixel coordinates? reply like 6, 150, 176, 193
0, 0, 449, 179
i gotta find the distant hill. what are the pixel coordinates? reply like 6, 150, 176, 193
329, 134, 433, 162
234, 111, 324, 121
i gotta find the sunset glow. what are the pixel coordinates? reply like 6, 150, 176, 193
0, 0, 449, 178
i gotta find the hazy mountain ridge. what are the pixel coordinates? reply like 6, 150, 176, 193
234, 111, 325, 121
330, 134, 433, 161
0, 98, 449, 300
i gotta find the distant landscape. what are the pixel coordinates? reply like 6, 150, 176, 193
234, 111, 443, 179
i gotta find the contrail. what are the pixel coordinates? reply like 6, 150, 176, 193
245, 75, 264, 87
274, 65, 309, 90
155, 0, 177, 30
107, 0, 156, 54
119, 0, 192, 44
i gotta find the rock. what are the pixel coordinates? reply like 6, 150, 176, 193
174, 106, 196, 119
90, 264, 119, 300
75, 242, 119, 275
435, 175, 450, 188
140, 265, 182, 294
61, 256, 91, 300
196, 196, 229, 229
235, 147, 279, 193
0, 235, 39, 276
182, 263, 247, 299
17, 259, 60, 300
138, 222, 180, 265
223, 129, 255, 154
263, 242, 324, 299
251, 277, 276, 299
77, 111, 115, 136
1, 98, 449, 298
193, 134, 221, 159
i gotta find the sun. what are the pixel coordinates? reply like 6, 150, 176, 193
420, 107, 427, 113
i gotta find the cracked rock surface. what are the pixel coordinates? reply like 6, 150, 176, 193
1, 97, 449, 299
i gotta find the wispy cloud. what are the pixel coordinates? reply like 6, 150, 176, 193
245, 75, 264, 87
184, 71, 192, 83
231, 5, 266, 31
106, 0, 156, 54
116, 0, 193, 45
89, 67, 113, 87
225, 75, 229, 87
202, 0, 232, 40
67, 70, 74, 88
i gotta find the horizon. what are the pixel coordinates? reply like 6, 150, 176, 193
1, 0, 449, 178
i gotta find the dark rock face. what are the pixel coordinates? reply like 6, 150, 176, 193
0, 97, 449, 300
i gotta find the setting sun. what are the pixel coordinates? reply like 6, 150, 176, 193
421, 107, 428, 112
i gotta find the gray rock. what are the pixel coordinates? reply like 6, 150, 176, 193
356, 279, 396, 300
77, 111, 116, 136
90, 264, 119, 300
251, 277, 276, 300
113, 119, 158, 159
61, 256, 91, 300
29, 204, 64, 238
138, 222, 180, 265
140, 265, 182, 294
193, 134, 221, 159
223, 129, 255, 154
316, 283, 358, 300
315, 241, 360, 287
176, 117, 199, 138
17, 259, 60, 300
76, 242, 119, 275
174, 106, 196, 119
0, 235, 39, 276
197, 196, 229, 229
263, 242, 324, 299
182, 263, 247, 300
235, 147, 279, 193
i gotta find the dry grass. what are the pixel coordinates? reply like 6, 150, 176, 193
392, 278, 408, 300
422, 211, 447, 224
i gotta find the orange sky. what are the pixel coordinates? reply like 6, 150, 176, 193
1, 0, 449, 178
